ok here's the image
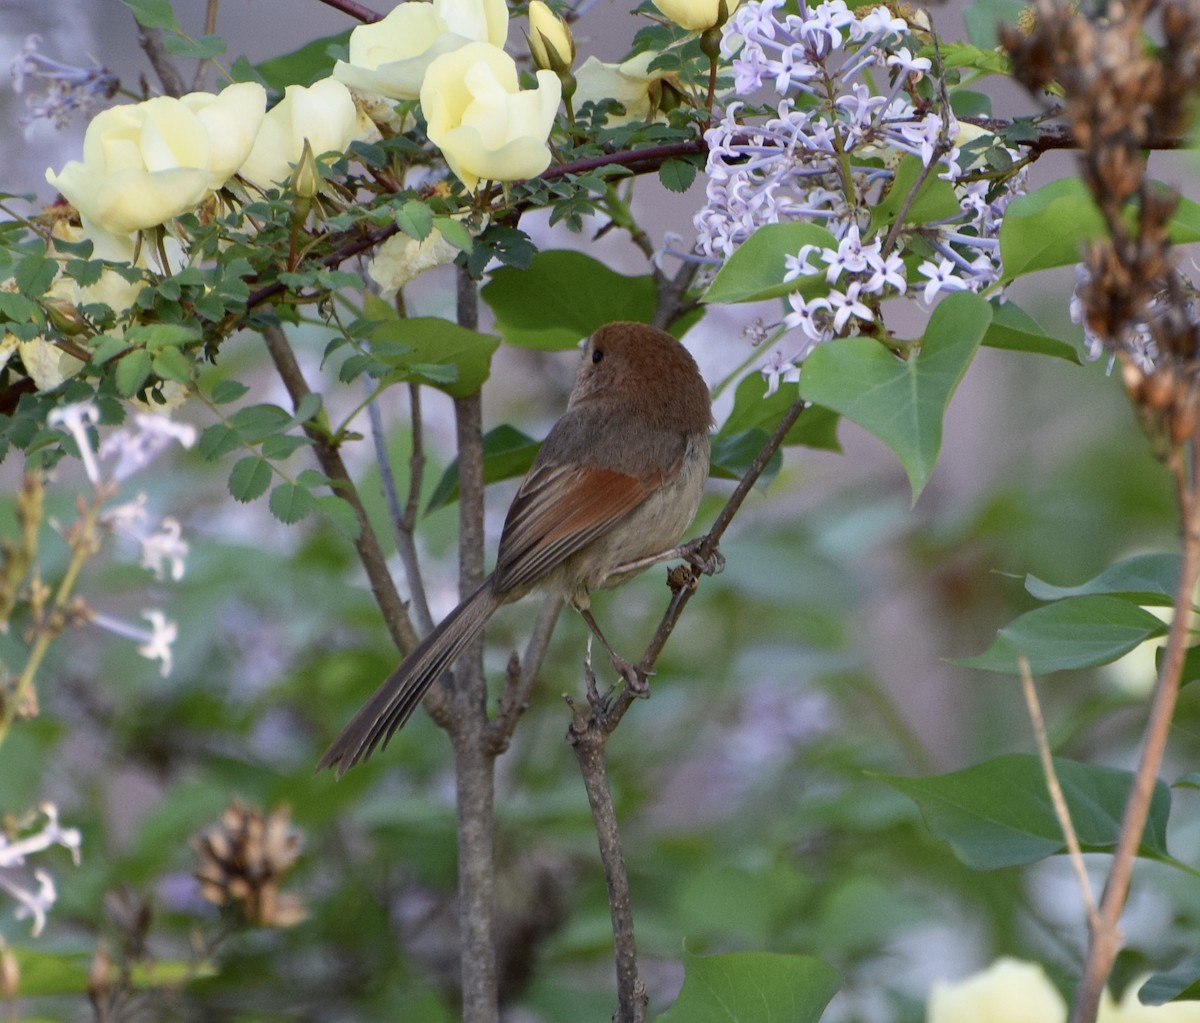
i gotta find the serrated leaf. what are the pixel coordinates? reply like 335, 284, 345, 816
261, 434, 312, 460
1024, 553, 1183, 606
953, 595, 1168, 674
125, 323, 199, 350
197, 424, 240, 460
209, 379, 250, 404
799, 291, 991, 501
269, 481, 313, 523
114, 350, 153, 397
228, 403, 293, 442
395, 200, 434, 240
314, 494, 362, 540
432, 216, 473, 252
659, 158, 697, 193
481, 250, 659, 349
703, 222, 839, 305
119, 0, 180, 31
151, 346, 191, 384
292, 391, 322, 425
880, 754, 1172, 870
427, 425, 540, 511
657, 950, 840, 1023
228, 456, 272, 502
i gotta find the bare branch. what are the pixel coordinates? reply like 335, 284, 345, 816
314, 0, 382, 22
135, 25, 186, 98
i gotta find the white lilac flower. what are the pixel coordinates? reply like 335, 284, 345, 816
694, 0, 1025, 366
761, 348, 801, 396
9, 34, 118, 135
0, 804, 81, 937
98, 413, 197, 482
47, 401, 101, 485
90, 609, 178, 677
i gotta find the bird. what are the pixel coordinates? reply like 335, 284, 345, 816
317, 321, 712, 775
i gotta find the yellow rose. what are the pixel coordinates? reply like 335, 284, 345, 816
574, 52, 680, 125
239, 78, 363, 190
368, 228, 461, 298
927, 959, 1067, 1023
1099, 979, 1200, 1022
333, 0, 509, 101
527, 1, 574, 73
45, 82, 266, 234
420, 42, 560, 190
652, 0, 742, 31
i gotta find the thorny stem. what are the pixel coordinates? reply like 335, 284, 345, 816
1071, 439, 1200, 1023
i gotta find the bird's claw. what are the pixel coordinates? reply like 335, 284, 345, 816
681, 537, 725, 577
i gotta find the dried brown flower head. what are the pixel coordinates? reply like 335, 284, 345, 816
193, 801, 305, 928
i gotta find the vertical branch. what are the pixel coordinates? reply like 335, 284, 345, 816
1071, 449, 1200, 1023
448, 267, 499, 1023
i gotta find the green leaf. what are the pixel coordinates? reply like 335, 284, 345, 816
151, 346, 191, 384
432, 216, 474, 252
717, 374, 842, 452
366, 313, 499, 397
1156, 643, 1200, 687
125, 323, 200, 350
269, 481, 314, 524
963, 0, 1026, 46
162, 33, 226, 60
482, 250, 659, 349
197, 424, 239, 460
937, 40, 1013, 76
799, 291, 991, 501
292, 391, 322, 425
709, 429, 783, 485
1139, 955, 1200, 1005
209, 379, 250, 404
953, 595, 1168, 674
119, 0, 180, 31
657, 950, 840, 1023
228, 456, 272, 502
314, 494, 362, 540
659, 158, 697, 193
115, 350, 153, 397
427, 425, 540, 511
395, 200, 434, 241
702, 223, 838, 305
867, 155, 961, 235
261, 434, 312, 460
881, 754, 1172, 870
1024, 553, 1183, 606
981, 299, 1080, 362
228, 403, 293, 442
254, 30, 350, 89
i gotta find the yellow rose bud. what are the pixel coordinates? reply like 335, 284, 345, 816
420, 41, 560, 191
652, 0, 742, 32
527, 1, 574, 74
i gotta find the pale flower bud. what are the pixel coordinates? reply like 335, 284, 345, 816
652, 0, 742, 32
527, 2, 574, 74
420, 42, 560, 191
333, 0, 508, 101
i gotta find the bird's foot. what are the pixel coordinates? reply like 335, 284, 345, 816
680, 536, 725, 577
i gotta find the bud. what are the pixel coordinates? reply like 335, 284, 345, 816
653, 0, 741, 33
290, 139, 321, 203
527, 1, 575, 75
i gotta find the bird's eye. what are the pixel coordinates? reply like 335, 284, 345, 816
592, 348, 604, 364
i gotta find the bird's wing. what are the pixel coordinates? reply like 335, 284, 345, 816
492, 461, 661, 595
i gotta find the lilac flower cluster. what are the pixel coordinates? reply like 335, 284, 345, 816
694, 0, 1026, 385
9, 35, 118, 136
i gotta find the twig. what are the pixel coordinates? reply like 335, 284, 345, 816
258, 323, 419, 656
1018, 656, 1100, 933
1071, 442, 1200, 1023
366, 385, 433, 634
193, 0, 220, 91
135, 25, 186, 98
488, 594, 564, 751
566, 655, 648, 1023
314, 0, 382, 21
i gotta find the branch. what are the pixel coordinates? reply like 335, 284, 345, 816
488, 594, 564, 752
135, 24, 187, 98
258, 323, 419, 656
313, 0, 382, 21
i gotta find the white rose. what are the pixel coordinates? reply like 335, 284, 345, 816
927, 959, 1067, 1023
368, 229, 460, 298
421, 42, 560, 190
333, 0, 508, 101
45, 82, 266, 234
239, 78, 363, 190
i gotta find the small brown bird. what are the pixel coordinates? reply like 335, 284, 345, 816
317, 321, 712, 775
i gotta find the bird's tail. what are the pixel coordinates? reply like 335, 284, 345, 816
317, 581, 500, 775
